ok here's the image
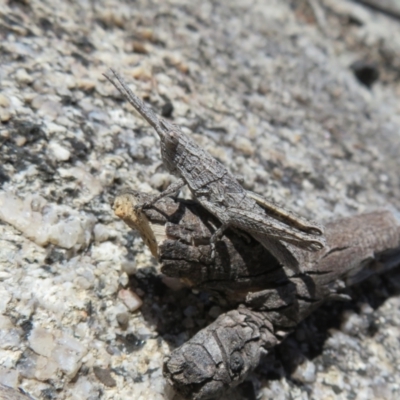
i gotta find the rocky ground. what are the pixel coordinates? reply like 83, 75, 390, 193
0, 0, 400, 399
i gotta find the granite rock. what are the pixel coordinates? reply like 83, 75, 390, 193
0, 0, 400, 399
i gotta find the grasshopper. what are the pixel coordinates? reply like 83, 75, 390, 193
104, 70, 325, 270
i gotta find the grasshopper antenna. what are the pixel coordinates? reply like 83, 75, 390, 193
103, 69, 166, 138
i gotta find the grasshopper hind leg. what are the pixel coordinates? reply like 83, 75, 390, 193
252, 233, 302, 272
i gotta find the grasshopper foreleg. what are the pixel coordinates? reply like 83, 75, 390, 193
135, 178, 185, 211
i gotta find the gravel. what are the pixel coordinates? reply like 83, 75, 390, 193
1, 0, 400, 399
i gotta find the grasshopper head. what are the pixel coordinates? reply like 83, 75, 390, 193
158, 119, 180, 150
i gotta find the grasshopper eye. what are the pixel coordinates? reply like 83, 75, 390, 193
166, 130, 179, 146
168, 131, 177, 139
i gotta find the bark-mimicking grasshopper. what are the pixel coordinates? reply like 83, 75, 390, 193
104, 69, 325, 270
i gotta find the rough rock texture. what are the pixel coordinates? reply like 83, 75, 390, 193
1, 0, 400, 399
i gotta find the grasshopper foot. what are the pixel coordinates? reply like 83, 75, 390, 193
210, 242, 217, 260
134, 201, 151, 211
303, 239, 325, 252
209, 222, 230, 262
232, 228, 252, 243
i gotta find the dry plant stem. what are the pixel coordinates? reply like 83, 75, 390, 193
114, 192, 400, 400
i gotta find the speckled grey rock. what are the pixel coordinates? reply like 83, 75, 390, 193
0, 0, 400, 399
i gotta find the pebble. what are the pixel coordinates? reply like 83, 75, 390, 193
323, 366, 344, 390
118, 289, 143, 312
0, 327, 22, 349
0, 367, 19, 389
28, 327, 55, 357
372, 382, 394, 399
116, 312, 130, 330
118, 272, 129, 287
0, 315, 13, 330
34, 356, 58, 381
30, 95, 47, 109
150, 173, 171, 191
93, 366, 116, 387
0, 287, 12, 314
131, 65, 153, 81
14, 135, 26, 146
121, 260, 137, 276
0, 94, 10, 108
48, 218, 86, 249
75, 274, 94, 290
58, 167, 102, 204
52, 333, 87, 378
77, 78, 96, 91
341, 311, 368, 335
56, 86, 72, 97
98, 167, 115, 186
0, 109, 11, 122
0, 191, 96, 250
93, 224, 110, 242
165, 55, 189, 74
15, 68, 33, 85
45, 122, 67, 134
132, 41, 148, 54
48, 140, 71, 161
67, 376, 96, 399
0, 271, 12, 281
37, 100, 62, 120
291, 359, 316, 383
232, 137, 255, 156
17, 349, 38, 379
